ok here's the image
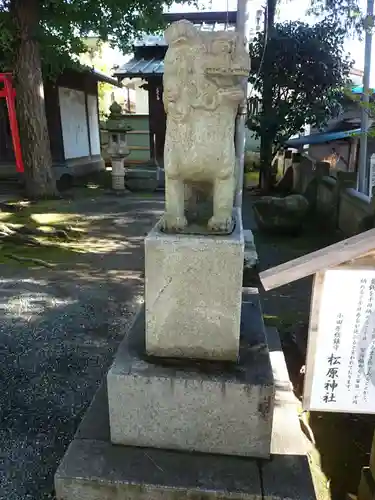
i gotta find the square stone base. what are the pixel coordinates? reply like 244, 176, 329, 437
145, 208, 244, 361
107, 291, 274, 458
55, 323, 316, 500
56, 382, 263, 500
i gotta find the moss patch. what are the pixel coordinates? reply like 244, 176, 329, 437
263, 312, 306, 334
0, 198, 91, 267
72, 170, 112, 193
244, 170, 259, 188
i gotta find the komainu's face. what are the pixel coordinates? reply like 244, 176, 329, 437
165, 19, 198, 46
211, 38, 235, 56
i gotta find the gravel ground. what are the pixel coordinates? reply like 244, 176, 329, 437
0, 194, 164, 500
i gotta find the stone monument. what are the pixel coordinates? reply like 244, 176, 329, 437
146, 21, 251, 361
54, 20, 314, 500
162, 20, 250, 234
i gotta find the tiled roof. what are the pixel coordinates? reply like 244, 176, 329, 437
285, 128, 361, 148
88, 68, 122, 86
114, 57, 164, 78
133, 22, 236, 47
115, 15, 237, 79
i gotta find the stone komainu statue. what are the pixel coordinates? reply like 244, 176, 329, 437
162, 20, 250, 233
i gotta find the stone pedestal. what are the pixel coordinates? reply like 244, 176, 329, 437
107, 295, 274, 458
55, 318, 315, 500
145, 209, 244, 361
111, 157, 125, 191
244, 229, 258, 269
53, 18, 319, 500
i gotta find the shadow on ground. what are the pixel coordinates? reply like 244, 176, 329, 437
0, 192, 164, 500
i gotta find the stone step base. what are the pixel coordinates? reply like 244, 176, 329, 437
107, 290, 274, 458
55, 382, 262, 500
55, 325, 316, 500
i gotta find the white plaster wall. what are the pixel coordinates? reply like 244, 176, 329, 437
135, 87, 149, 114
87, 94, 101, 155
59, 87, 90, 159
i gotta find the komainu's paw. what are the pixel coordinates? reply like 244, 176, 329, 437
162, 214, 188, 232
208, 215, 233, 233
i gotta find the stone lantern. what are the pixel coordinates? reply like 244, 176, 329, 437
106, 101, 131, 191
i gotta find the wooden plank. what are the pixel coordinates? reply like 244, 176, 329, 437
128, 145, 150, 150
303, 272, 325, 410
124, 160, 146, 164
259, 227, 375, 291
127, 130, 149, 134
266, 326, 309, 456
303, 267, 375, 414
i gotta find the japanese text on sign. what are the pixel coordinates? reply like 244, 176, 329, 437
305, 269, 375, 413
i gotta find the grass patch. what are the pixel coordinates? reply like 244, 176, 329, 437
31, 212, 79, 225
263, 314, 280, 326
263, 312, 306, 334
0, 197, 91, 267
244, 170, 259, 188
0, 241, 82, 267
71, 170, 112, 194
0, 181, 138, 268
245, 170, 259, 181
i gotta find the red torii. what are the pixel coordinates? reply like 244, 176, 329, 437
0, 73, 24, 173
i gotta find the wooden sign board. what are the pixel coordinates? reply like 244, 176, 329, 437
259, 227, 375, 414
304, 267, 375, 413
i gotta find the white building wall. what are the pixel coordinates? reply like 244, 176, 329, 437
87, 94, 101, 155
59, 87, 90, 159
135, 87, 149, 114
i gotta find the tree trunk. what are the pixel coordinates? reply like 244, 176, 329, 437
260, 134, 274, 190
259, 0, 277, 192
11, 0, 58, 198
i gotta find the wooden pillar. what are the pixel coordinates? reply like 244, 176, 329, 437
0, 99, 13, 161
44, 81, 65, 163
147, 82, 156, 162
84, 92, 92, 157
348, 137, 359, 173
147, 78, 165, 164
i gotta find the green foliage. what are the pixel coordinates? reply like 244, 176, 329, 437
344, 86, 375, 137
247, 20, 353, 152
79, 40, 115, 118
308, 0, 364, 35
0, 0, 195, 78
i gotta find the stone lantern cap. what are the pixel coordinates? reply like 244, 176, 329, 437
105, 101, 133, 133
